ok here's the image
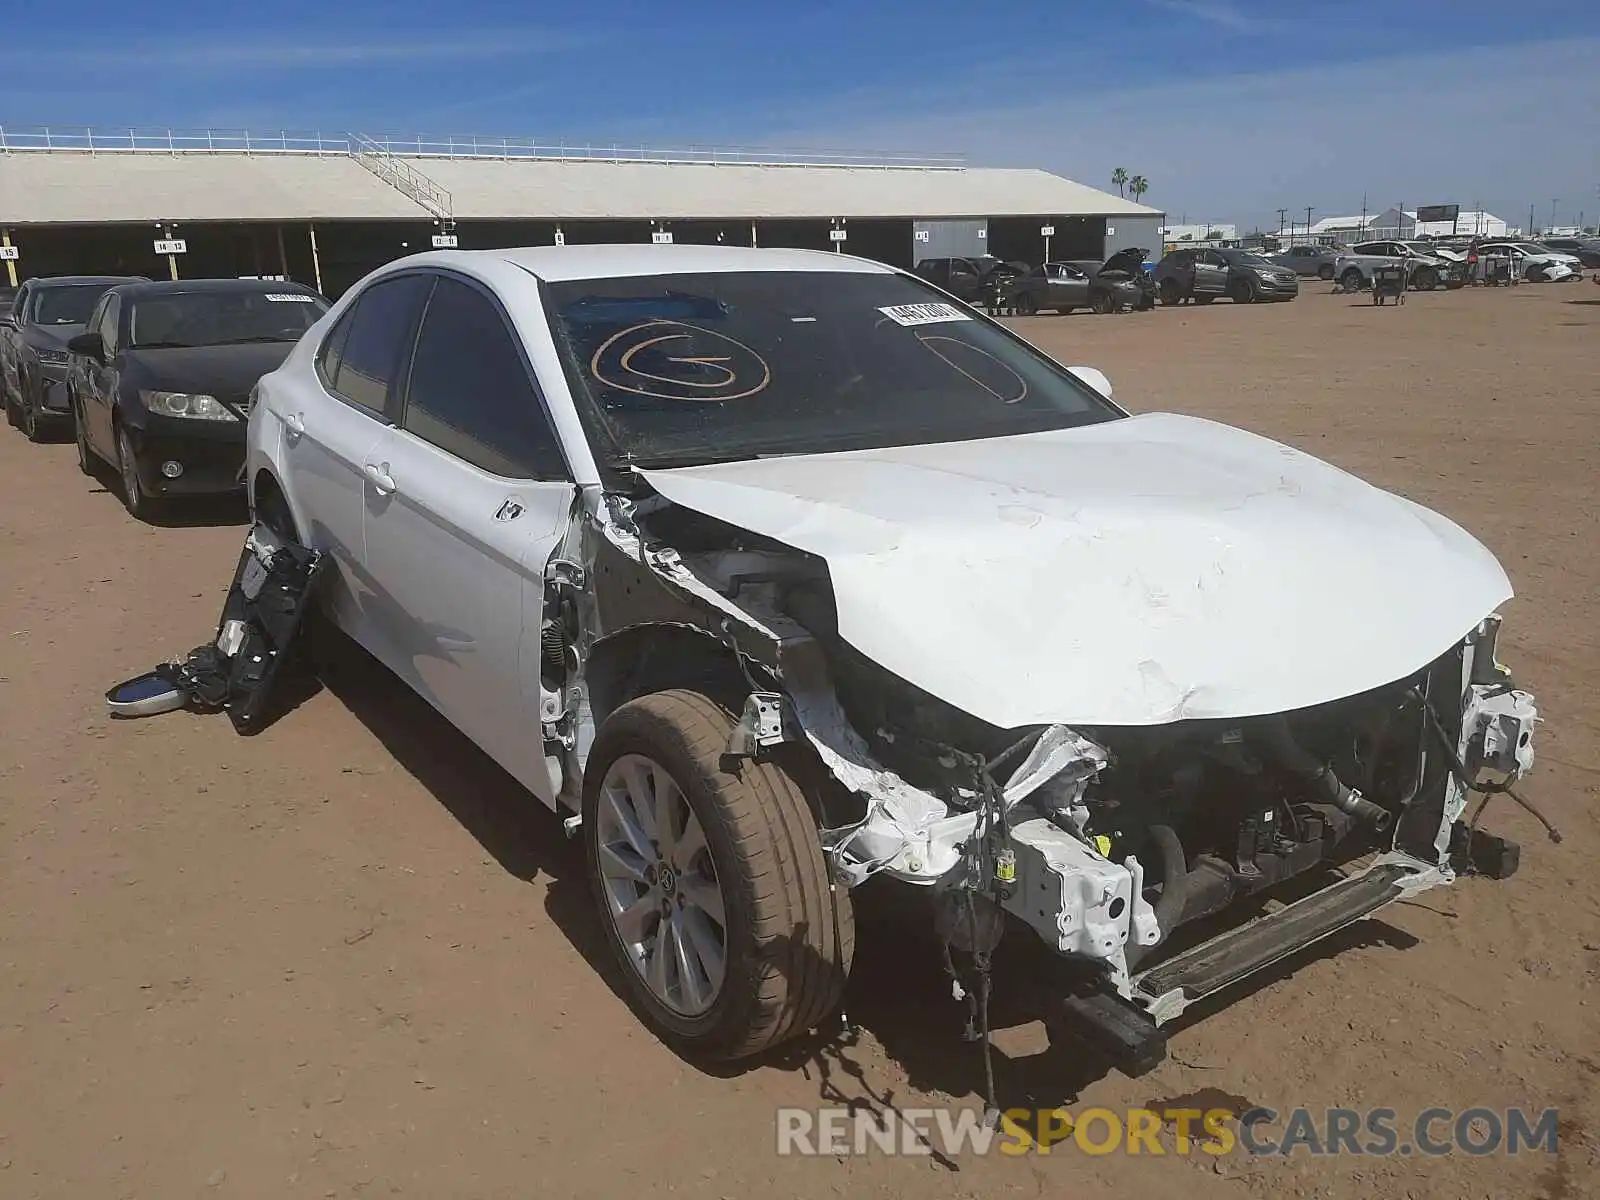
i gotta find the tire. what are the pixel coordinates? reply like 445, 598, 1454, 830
72, 397, 97, 475
21, 385, 46, 444
1413, 267, 1438, 292
1317, 264, 1334, 281
583, 689, 853, 1062
1193, 293, 1215, 305
1231, 277, 1259, 304
116, 422, 156, 521
1014, 292, 1037, 316
1158, 278, 1182, 306
3, 384, 18, 429
1091, 291, 1113, 314
1341, 268, 1365, 293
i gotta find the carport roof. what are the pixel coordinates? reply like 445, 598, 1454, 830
420, 158, 1161, 221
0, 150, 1161, 225
0, 152, 429, 225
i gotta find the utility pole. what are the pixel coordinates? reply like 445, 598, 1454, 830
1551, 198, 1559, 231
1304, 206, 1314, 240
1276, 208, 1287, 238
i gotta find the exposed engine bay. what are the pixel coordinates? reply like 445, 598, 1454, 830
531, 472, 1548, 1086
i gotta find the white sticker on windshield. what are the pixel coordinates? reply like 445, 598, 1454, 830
264, 293, 317, 302
877, 302, 974, 327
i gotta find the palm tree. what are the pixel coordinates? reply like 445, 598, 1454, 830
1112, 167, 1128, 198
1129, 175, 1149, 204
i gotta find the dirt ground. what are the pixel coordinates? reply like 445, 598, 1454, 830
1, 280, 1597, 1199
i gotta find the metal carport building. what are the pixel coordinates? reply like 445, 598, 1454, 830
0, 129, 1163, 296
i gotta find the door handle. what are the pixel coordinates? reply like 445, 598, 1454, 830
363, 462, 396, 495
284, 411, 305, 438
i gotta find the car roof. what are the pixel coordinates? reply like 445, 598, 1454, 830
27, 275, 146, 288
110, 277, 324, 299
423, 244, 900, 283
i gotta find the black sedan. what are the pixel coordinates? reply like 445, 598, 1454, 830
3, 275, 145, 441
66, 278, 329, 519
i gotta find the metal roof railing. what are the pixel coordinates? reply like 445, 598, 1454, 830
0, 125, 966, 170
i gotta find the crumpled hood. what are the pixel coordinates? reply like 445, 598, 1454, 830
640, 412, 1513, 728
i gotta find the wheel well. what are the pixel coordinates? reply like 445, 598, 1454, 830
251, 470, 300, 539
584, 623, 762, 729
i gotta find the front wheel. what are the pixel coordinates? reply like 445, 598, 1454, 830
116, 423, 157, 521
1413, 267, 1438, 291
583, 689, 853, 1062
1159, 278, 1182, 306
73, 398, 97, 476
1013, 292, 1037, 316
21, 390, 46, 443
1317, 264, 1335, 281
1091, 291, 1114, 314
1341, 268, 1365, 293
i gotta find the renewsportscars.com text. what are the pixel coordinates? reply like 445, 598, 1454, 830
775, 1105, 1560, 1158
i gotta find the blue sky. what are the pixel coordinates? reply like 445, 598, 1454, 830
4, 0, 1598, 231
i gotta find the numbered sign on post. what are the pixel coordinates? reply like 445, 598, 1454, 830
0, 246, 18, 261
651, 231, 673, 244
830, 229, 848, 242
554, 231, 566, 247
1040, 225, 1055, 237
431, 234, 458, 249
154, 239, 187, 255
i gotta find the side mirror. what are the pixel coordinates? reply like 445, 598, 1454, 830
66, 331, 104, 360
1068, 366, 1113, 399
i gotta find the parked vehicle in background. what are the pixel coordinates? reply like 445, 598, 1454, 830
2, 275, 146, 441
1002, 261, 1094, 314
914, 256, 1028, 307
241, 243, 1540, 1076
1538, 236, 1600, 268
1153, 247, 1230, 304
1269, 244, 1343, 280
1335, 241, 1458, 293
1211, 247, 1300, 302
1474, 241, 1582, 282
1087, 248, 1157, 312
66, 278, 329, 519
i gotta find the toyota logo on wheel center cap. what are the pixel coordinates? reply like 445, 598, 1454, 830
657, 865, 678, 896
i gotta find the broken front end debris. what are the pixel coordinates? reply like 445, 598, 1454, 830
550, 478, 1547, 1088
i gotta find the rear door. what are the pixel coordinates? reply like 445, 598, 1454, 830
1193, 250, 1229, 293
284, 272, 432, 641
1048, 263, 1091, 307
360, 272, 577, 802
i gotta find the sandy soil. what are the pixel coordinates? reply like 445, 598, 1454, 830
1, 280, 1597, 1199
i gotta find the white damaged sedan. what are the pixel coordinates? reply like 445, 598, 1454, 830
246, 245, 1542, 1078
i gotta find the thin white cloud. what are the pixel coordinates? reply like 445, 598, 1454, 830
1144, 0, 1280, 33
23, 30, 596, 71
751, 38, 1600, 231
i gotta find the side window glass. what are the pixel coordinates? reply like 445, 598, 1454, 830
99, 296, 120, 354
13, 286, 30, 322
317, 303, 357, 392
331, 274, 432, 415
401, 277, 567, 480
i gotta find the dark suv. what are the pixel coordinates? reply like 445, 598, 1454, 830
1539, 237, 1600, 268
1153, 248, 1231, 304
914, 255, 1026, 306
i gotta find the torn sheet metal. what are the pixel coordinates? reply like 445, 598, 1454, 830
640, 412, 1514, 729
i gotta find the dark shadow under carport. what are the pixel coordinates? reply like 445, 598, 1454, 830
987, 215, 1107, 266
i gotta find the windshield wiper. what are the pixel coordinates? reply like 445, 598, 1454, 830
209, 335, 295, 345
129, 341, 193, 349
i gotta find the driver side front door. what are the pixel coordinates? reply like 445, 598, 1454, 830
359, 273, 578, 804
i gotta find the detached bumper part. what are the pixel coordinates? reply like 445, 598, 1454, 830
106, 521, 324, 733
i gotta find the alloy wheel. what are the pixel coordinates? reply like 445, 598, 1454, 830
594, 753, 728, 1017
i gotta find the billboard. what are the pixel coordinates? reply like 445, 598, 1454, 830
1415, 205, 1460, 223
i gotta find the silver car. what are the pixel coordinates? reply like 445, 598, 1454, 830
1270, 244, 1343, 280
